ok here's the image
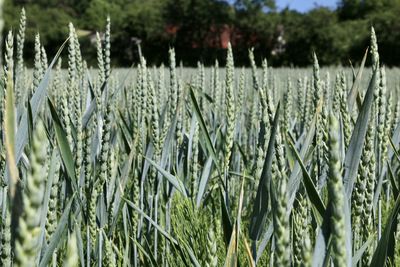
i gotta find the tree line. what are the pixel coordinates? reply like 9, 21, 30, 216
3, 0, 400, 67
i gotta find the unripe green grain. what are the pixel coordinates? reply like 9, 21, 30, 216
96, 32, 105, 90
130, 175, 140, 240
272, 172, 290, 267
283, 77, 292, 132
262, 58, 268, 89
327, 114, 348, 267
248, 49, 259, 92
324, 71, 330, 102
262, 59, 275, 125
73, 30, 82, 79
391, 92, 400, 136
312, 53, 322, 114
361, 105, 376, 266
0, 205, 11, 267
104, 235, 116, 267
16, 8, 26, 92
46, 159, 60, 242
4, 31, 13, 97
304, 77, 312, 128
60, 72, 73, 148
132, 65, 141, 143
14, 120, 48, 267
224, 43, 235, 169
96, 100, 113, 194
52, 58, 62, 107
352, 152, 367, 250
214, 60, 222, 115
191, 120, 199, 197
169, 48, 177, 122
332, 73, 341, 114
32, 33, 42, 94
149, 72, 161, 191
293, 192, 309, 266
340, 71, 351, 149
205, 227, 218, 267
88, 188, 98, 249
237, 68, 245, 114
63, 232, 78, 267
312, 53, 326, 186
83, 124, 93, 204
382, 80, 392, 168
272, 125, 290, 267
377, 67, 386, 172
301, 235, 312, 267
297, 77, 304, 124
157, 64, 165, 110
140, 57, 148, 126
176, 79, 184, 148
370, 26, 379, 69
104, 17, 111, 83
40, 45, 47, 75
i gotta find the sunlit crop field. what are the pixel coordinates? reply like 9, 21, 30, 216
0, 9, 400, 267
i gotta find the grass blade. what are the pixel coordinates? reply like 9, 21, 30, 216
347, 47, 368, 113
39, 195, 75, 267
387, 163, 399, 198
343, 67, 377, 197
196, 156, 213, 207
249, 102, 280, 240
47, 98, 78, 192
369, 193, 400, 266
145, 156, 187, 197
288, 139, 325, 220
16, 38, 68, 163
189, 85, 219, 168
4, 71, 18, 199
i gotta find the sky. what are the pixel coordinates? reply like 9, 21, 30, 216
276, 0, 338, 12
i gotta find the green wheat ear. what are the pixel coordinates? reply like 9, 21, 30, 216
293, 191, 309, 266
32, 33, 42, 94
96, 31, 105, 91
339, 71, 351, 149
272, 123, 290, 267
4, 31, 13, 97
104, 17, 111, 82
0, 202, 11, 266
205, 227, 218, 267
361, 104, 376, 266
224, 42, 235, 169
327, 114, 348, 267
40, 45, 48, 74
63, 231, 78, 267
283, 77, 292, 132
14, 120, 48, 267
370, 26, 379, 68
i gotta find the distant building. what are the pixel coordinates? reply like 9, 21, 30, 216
164, 23, 284, 53
271, 25, 286, 56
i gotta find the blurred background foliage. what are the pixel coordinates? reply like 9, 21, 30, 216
3, 0, 400, 67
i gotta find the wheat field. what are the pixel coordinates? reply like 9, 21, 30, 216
0, 8, 400, 267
